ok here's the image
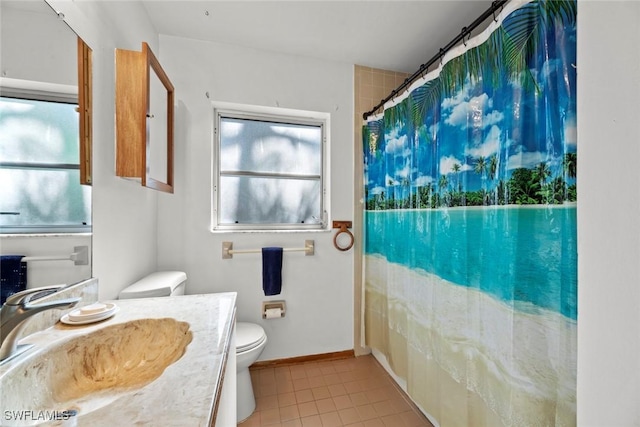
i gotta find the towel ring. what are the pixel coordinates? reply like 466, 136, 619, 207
333, 225, 354, 252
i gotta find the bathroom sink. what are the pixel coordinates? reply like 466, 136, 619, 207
0, 318, 192, 426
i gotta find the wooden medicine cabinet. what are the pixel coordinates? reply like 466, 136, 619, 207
116, 42, 174, 193
78, 37, 93, 186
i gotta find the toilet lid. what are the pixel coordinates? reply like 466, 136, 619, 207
119, 271, 187, 299
236, 322, 266, 353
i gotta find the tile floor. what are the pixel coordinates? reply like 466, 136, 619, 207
238, 354, 434, 427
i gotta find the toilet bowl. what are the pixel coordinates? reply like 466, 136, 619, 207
236, 322, 267, 422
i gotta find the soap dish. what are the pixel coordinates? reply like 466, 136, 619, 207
62, 303, 119, 325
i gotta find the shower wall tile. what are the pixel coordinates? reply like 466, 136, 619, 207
353, 65, 410, 360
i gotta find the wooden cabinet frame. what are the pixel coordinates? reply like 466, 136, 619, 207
116, 42, 174, 193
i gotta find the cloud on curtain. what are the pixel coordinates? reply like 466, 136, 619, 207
362, 0, 577, 425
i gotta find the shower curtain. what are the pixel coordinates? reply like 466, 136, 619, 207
362, 1, 577, 426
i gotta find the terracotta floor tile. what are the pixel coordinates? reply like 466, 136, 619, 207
315, 397, 337, 414
295, 389, 315, 404
243, 355, 434, 427
277, 380, 295, 393
373, 400, 397, 417
323, 373, 342, 385
364, 418, 386, 427
279, 404, 300, 422
300, 414, 323, 427
356, 404, 378, 421
320, 411, 343, 427
278, 392, 297, 407
256, 395, 278, 411
338, 407, 361, 424
311, 386, 331, 400
259, 369, 276, 384
320, 365, 337, 375
307, 375, 326, 388
365, 388, 388, 404
344, 380, 362, 394
333, 394, 354, 410
258, 383, 277, 397
259, 408, 280, 425
326, 383, 345, 397
290, 366, 307, 380
298, 401, 319, 418
349, 391, 369, 407
293, 377, 311, 391
305, 366, 323, 378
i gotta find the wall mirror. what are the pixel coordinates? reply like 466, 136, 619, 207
145, 43, 174, 192
0, 0, 93, 289
116, 42, 174, 193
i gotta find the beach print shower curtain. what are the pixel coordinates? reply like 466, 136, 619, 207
363, 0, 577, 426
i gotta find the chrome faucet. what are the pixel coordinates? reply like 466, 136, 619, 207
0, 286, 81, 363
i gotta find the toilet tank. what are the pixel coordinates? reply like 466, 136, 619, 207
118, 271, 187, 299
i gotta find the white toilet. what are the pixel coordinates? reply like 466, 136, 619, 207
118, 271, 267, 422
236, 321, 267, 422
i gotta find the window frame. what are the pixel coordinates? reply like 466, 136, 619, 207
0, 81, 91, 234
212, 102, 330, 232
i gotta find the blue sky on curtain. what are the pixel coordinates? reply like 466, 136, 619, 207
362, 0, 577, 425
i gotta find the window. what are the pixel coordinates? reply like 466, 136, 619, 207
0, 94, 91, 233
213, 105, 328, 231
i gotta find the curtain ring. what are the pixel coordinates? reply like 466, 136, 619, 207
461, 27, 468, 46
333, 224, 354, 252
439, 48, 445, 66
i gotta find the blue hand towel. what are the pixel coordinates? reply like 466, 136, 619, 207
262, 247, 283, 296
1, 255, 27, 305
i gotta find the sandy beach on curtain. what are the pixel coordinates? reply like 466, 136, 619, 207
365, 254, 577, 427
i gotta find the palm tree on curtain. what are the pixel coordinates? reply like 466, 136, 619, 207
438, 174, 449, 207
562, 152, 577, 201
488, 154, 499, 203
563, 152, 577, 179
452, 163, 462, 192
408, 0, 577, 126
474, 156, 488, 204
533, 162, 552, 203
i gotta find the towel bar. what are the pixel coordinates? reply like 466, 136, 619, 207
20, 246, 89, 266
222, 240, 314, 259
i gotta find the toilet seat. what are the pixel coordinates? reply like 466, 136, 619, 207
236, 322, 267, 353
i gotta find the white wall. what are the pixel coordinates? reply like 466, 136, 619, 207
577, 2, 640, 426
156, 35, 354, 361
0, 4, 76, 85
45, 0, 162, 300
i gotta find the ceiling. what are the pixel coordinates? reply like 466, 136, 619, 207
141, 1, 494, 74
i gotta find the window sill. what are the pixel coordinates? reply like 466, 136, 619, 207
210, 228, 330, 234
0, 232, 92, 238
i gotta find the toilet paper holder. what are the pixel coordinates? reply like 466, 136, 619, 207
262, 300, 286, 319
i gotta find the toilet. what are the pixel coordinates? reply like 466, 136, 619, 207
118, 271, 267, 422
236, 321, 267, 422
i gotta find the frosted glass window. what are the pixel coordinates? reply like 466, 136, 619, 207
214, 111, 325, 230
0, 96, 91, 233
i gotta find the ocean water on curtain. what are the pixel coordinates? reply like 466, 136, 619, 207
363, 206, 578, 426
365, 206, 577, 319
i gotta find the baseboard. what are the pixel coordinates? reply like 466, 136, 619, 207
250, 349, 355, 369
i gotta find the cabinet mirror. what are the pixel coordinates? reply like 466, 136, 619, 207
116, 42, 174, 193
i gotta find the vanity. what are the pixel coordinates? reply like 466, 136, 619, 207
0, 292, 237, 427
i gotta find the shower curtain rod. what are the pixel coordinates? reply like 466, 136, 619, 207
363, 0, 508, 120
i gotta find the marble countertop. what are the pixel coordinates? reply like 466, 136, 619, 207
0, 292, 237, 427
